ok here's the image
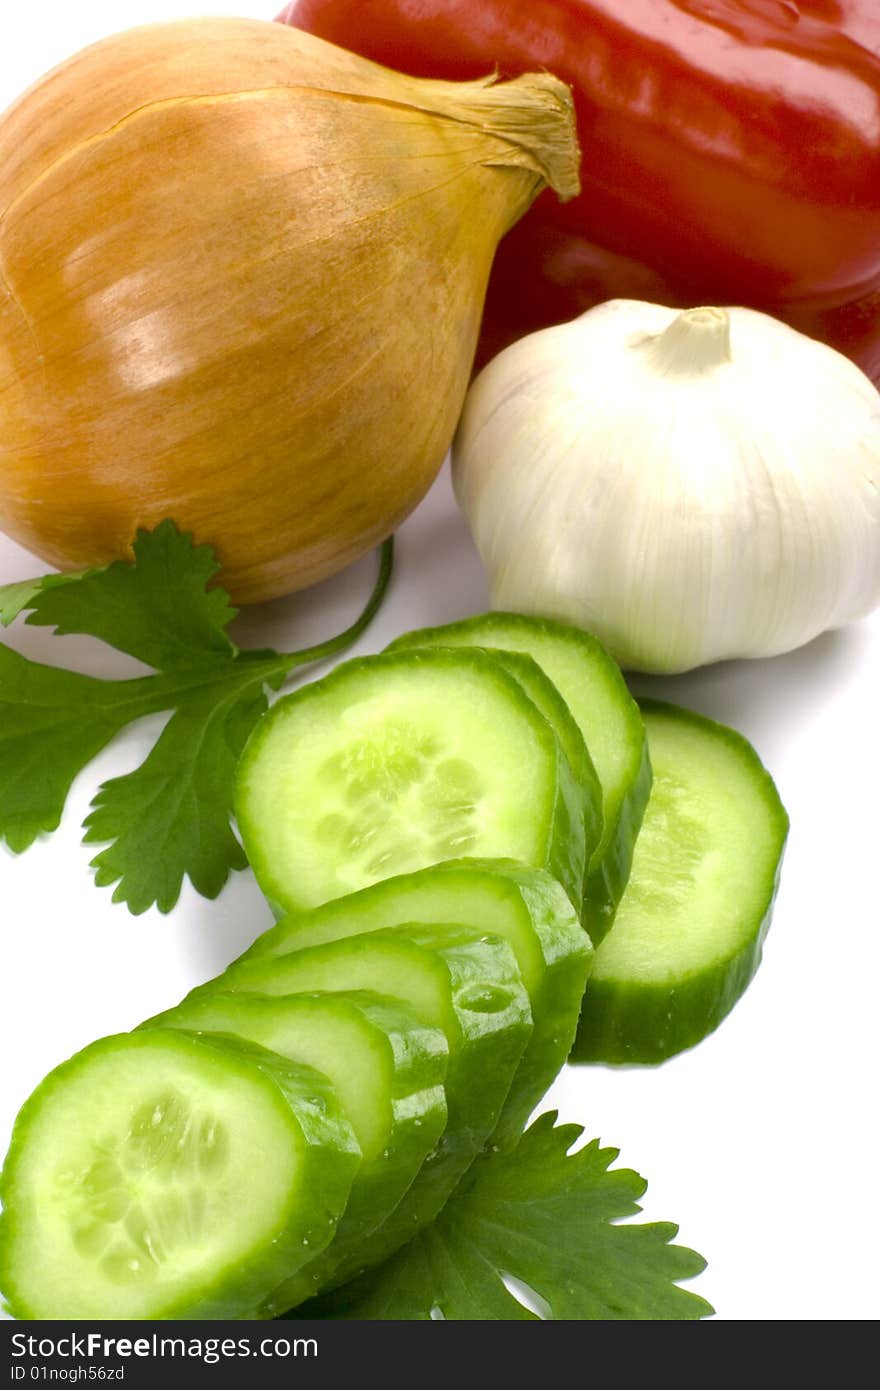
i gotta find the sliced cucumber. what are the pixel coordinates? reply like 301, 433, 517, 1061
0, 1029, 359, 1320
387, 612, 651, 938
572, 701, 789, 1064
205, 924, 532, 1166
196, 924, 532, 1308
468, 649, 603, 878
241, 859, 592, 1143
140, 990, 448, 1299
234, 647, 587, 913
487, 652, 598, 803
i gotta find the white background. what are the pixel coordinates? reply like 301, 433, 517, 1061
1, 0, 878, 1323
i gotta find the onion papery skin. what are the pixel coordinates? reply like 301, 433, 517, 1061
0, 19, 578, 602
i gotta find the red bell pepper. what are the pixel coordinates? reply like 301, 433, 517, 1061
279, 0, 880, 382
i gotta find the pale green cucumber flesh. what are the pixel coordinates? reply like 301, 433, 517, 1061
142, 991, 446, 1167
196, 926, 532, 1309
241, 859, 592, 1145
0, 1030, 358, 1320
572, 701, 789, 1064
234, 647, 586, 913
386, 613, 651, 937
139, 990, 448, 1280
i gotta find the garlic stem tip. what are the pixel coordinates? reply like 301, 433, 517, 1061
648, 306, 732, 374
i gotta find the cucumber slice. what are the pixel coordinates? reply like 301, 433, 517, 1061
387, 613, 652, 938
486, 652, 599, 813
197, 925, 532, 1307
0, 1029, 359, 1320
234, 647, 586, 912
139, 990, 448, 1308
465, 649, 603, 880
572, 701, 789, 1064
241, 860, 592, 1143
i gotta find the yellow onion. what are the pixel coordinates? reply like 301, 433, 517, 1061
0, 18, 579, 601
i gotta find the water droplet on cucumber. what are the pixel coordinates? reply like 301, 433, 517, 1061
458, 984, 514, 1014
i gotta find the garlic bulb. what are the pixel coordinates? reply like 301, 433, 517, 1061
453, 300, 880, 673
0, 19, 578, 603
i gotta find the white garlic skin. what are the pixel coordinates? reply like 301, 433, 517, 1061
453, 300, 880, 673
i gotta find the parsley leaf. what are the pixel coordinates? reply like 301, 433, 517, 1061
0, 572, 84, 627
0, 525, 393, 913
300, 1112, 713, 1320
0, 646, 146, 853
84, 681, 268, 914
21, 522, 237, 669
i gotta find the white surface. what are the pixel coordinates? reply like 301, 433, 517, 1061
1, 1, 879, 1324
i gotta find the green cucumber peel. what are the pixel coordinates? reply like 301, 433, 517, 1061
139, 988, 449, 1308
243, 859, 593, 1145
235, 646, 588, 914
193, 921, 533, 1308
295, 1112, 713, 1321
202, 922, 533, 1166
0, 1028, 359, 1320
572, 700, 789, 1064
385, 611, 652, 939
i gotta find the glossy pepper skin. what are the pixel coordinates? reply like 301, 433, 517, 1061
280, 0, 880, 381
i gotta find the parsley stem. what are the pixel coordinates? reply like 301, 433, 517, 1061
278, 537, 394, 677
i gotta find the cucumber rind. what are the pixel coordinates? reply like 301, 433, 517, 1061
436, 859, 592, 1142
490, 651, 600, 800
572, 884, 780, 1063
406, 860, 593, 1142
141, 989, 448, 1166
234, 646, 587, 914
244, 860, 592, 1145
205, 924, 532, 1160
468, 649, 604, 877
385, 612, 651, 938
138, 989, 449, 1309
0, 1029, 359, 1321
200, 924, 532, 1313
572, 700, 789, 1065
581, 725, 651, 939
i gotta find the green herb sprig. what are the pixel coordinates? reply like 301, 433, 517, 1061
0, 523, 393, 913
299, 1112, 713, 1320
